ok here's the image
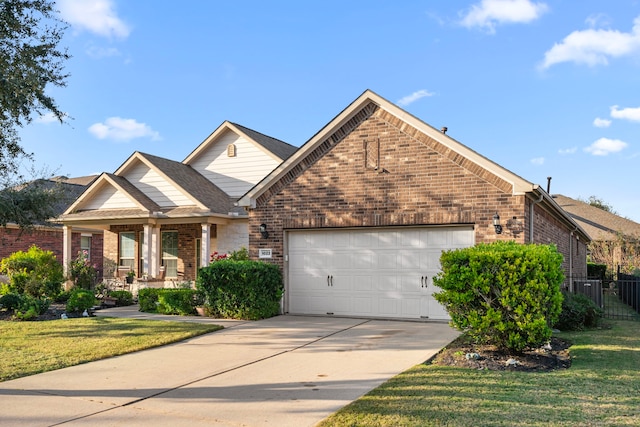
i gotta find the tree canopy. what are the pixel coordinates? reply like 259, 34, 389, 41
0, 0, 69, 226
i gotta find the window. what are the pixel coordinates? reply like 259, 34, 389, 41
80, 235, 91, 259
162, 231, 178, 277
119, 232, 135, 269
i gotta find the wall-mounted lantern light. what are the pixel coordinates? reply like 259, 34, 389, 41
493, 213, 503, 235
259, 223, 269, 239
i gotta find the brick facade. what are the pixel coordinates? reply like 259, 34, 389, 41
0, 226, 104, 278
248, 103, 587, 284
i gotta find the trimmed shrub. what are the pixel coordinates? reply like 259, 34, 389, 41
66, 288, 97, 313
108, 290, 134, 306
197, 260, 283, 320
0, 246, 64, 298
138, 288, 197, 315
433, 241, 564, 352
138, 288, 161, 312
554, 291, 603, 331
157, 289, 197, 315
15, 295, 50, 320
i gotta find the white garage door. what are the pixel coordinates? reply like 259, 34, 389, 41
287, 226, 474, 320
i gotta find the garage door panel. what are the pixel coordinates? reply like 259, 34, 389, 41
287, 227, 474, 319
352, 297, 373, 315
400, 230, 421, 248
353, 275, 374, 291
400, 250, 421, 269
378, 275, 398, 291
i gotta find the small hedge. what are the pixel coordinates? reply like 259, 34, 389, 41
433, 241, 564, 352
554, 291, 603, 331
66, 288, 97, 313
108, 290, 134, 306
138, 288, 197, 315
197, 260, 283, 320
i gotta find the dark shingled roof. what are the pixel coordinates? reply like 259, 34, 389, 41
554, 194, 640, 241
104, 173, 161, 213
230, 122, 298, 160
138, 153, 235, 214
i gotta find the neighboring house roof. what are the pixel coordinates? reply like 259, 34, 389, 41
553, 194, 640, 241
2, 175, 98, 228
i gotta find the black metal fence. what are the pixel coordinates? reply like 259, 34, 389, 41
572, 274, 640, 320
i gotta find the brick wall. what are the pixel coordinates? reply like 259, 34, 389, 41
531, 202, 588, 282
249, 106, 528, 271
0, 226, 103, 277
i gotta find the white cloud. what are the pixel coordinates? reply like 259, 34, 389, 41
89, 117, 161, 142
593, 117, 612, 128
610, 105, 640, 122
530, 157, 545, 165
540, 16, 640, 69
584, 138, 628, 156
459, 0, 548, 33
558, 147, 577, 155
86, 45, 121, 59
396, 90, 434, 107
58, 0, 131, 39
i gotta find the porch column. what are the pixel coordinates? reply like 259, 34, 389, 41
151, 226, 161, 278
201, 223, 211, 267
62, 225, 73, 276
142, 225, 152, 276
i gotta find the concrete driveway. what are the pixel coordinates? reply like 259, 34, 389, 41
0, 310, 459, 426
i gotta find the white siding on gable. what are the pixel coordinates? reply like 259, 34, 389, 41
82, 185, 138, 210
189, 130, 282, 197
126, 162, 195, 208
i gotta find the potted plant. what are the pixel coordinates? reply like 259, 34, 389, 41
126, 270, 135, 284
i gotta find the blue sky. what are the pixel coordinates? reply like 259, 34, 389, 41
20, 0, 640, 221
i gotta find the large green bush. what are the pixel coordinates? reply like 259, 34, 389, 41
433, 241, 564, 352
197, 260, 283, 320
0, 245, 64, 298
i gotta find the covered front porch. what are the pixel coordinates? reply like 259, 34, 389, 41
62, 211, 248, 287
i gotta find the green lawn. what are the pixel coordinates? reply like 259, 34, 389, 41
0, 317, 222, 382
319, 319, 640, 426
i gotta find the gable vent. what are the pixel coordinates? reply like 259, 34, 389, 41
227, 144, 236, 157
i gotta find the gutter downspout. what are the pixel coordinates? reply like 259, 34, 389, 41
569, 225, 578, 292
529, 192, 544, 243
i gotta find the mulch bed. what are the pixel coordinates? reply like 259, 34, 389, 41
429, 335, 571, 372
0, 303, 94, 321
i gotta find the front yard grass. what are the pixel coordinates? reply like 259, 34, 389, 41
319, 319, 640, 426
0, 317, 221, 382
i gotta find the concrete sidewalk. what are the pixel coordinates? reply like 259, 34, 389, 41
0, 309, 458, 426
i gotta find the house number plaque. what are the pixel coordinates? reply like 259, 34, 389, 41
258, 248, 273, 259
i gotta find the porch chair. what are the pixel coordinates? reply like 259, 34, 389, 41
116, 266, 132, 291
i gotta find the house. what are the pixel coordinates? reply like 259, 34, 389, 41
238, 90, 590, 320
0, 175, 103, 276
59, 122, 297, 286
554, 194, 640, 274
